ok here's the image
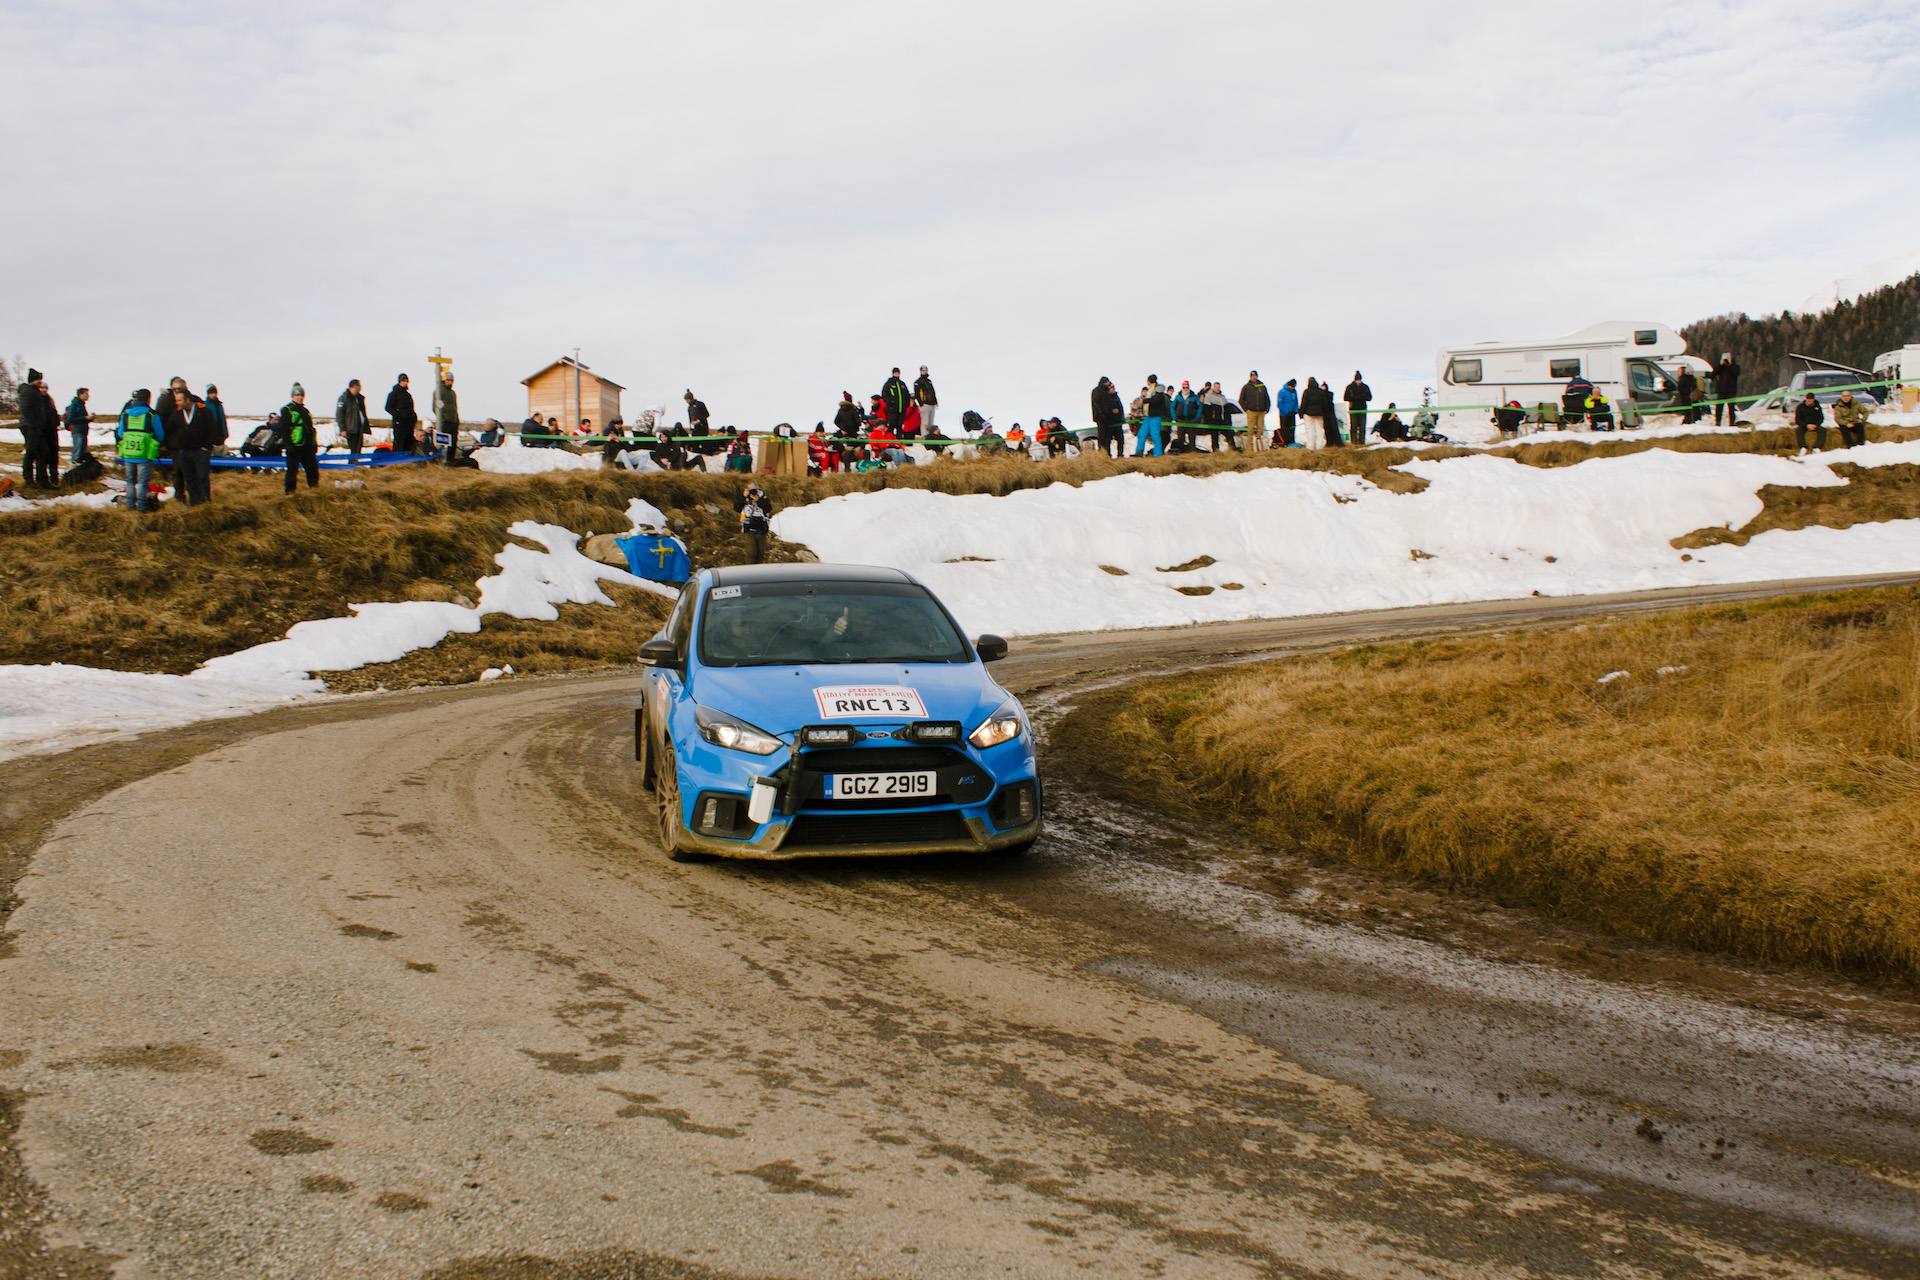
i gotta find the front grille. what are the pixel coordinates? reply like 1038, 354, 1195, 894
783, 811, 973, 847
797, 746, 968, 772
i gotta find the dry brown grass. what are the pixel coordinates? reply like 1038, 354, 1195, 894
1060, 586, 1920, 982
5, 421, 1918, 682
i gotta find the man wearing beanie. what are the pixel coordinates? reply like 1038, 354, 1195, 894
432, 372, 459, 462
281, 383, 319, 493
18, 368, 62, 489
385, 373, 417, 454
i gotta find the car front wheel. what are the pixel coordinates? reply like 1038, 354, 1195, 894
656, 755, 713, 863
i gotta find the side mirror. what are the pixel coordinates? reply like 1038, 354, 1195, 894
639, 639, 681, 668
975, 634, 1009, 663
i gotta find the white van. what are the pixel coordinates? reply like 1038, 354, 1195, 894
1874, 344, 1920, 406
1434, 321, 1693, 435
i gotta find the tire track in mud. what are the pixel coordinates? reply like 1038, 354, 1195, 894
0, 577, 1916, 1277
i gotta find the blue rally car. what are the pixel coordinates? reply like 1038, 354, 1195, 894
634, 563, 1041, 861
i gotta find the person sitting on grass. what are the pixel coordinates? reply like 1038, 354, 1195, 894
1005, 423, 1027, 453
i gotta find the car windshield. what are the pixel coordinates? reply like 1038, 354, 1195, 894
700, 581, 971, 666
1803, 372, 1857, 388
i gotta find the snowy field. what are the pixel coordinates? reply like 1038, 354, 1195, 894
10, 427, 1920, 761
772, 440, 1920, 637
0, 500, 675, 761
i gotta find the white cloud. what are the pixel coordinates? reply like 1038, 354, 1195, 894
2, 0, 1915, 425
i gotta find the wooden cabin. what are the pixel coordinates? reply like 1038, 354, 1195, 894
522, 357, 625, 435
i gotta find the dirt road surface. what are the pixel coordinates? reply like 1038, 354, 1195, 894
3, 577, 1917, 1279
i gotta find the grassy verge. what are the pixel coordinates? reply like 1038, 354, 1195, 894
1056, 586, 1920, 983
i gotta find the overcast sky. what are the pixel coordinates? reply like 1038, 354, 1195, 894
4, 0, 1916, 426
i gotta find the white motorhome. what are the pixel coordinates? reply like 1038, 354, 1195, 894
1874, 344, 1920, 408
1434, 321, 1692, 434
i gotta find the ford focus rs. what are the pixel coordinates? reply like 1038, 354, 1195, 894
634, 564, 1041, 861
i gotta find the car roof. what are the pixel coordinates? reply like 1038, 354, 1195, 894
706, 562, 917, 587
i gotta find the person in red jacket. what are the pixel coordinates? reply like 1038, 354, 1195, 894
807, 425, 837, 474
901, 401, 922, 438
867, 420, 906, 464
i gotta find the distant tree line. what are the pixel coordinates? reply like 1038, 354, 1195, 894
1682, 272, 1920, 390
0, 355, 22, 418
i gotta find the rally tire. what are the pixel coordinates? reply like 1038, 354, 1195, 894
636, 707, 656, 792
657, 756, 713, 863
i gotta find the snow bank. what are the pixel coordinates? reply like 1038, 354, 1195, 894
772, 441, 1920, 637
0, 666, 328, 761
0, 514, 675, 761
471, 442, 601, 474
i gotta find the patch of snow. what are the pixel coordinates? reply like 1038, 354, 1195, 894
0, 489, 122, 515
1595, 671, 1629, 685
0, 516, 673, 761
1656, 665, 1688, 675
771, 441, 1920, 638
471, 445, 602, 474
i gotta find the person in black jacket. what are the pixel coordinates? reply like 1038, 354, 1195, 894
1712, 354, 1741, 427
736, 484, 773, 564
913, 366, 938, 433
1491, 400, 1526, 439
166, 386, 218, 505
1302, 378, 1340, 447
385, 374, 417, 453
336, 379, 370, 460
1793, 393, 1826, 452
1675, 368, 1700, 424
1239, 372, 1270, 451
684, 390, 711, 440
880, 368, 911, 431
832, 391, 863, 436
203, 384, 229, 452
1343, 372, 1372, 446
18, 368, 61, 489
282, 383, 320, 492
1090, 377, 1125, 458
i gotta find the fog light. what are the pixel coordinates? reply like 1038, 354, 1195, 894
1016, 786, 1034, 822
801, 725, 859, 746
747, 779, 777, 824
701, 797, 720, 830
909, 721, 962, 743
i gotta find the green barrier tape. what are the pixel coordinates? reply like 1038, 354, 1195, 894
1427, 376, 1901, 417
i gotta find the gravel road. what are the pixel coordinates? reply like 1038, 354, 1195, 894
2, 576, 1917, 1280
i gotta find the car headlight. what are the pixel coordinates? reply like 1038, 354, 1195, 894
695, 705, 783, 756
968, 698, 1024, 750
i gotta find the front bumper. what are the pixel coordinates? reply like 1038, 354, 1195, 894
672, 809, 1043, 860
669, 739, 1040, 860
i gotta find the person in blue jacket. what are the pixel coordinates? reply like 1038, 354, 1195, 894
1273, 379, 1300, 447
115, 389, 166, 512
65, 387, 91, 463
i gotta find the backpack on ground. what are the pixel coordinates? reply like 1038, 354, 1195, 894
62, 456, 104, 486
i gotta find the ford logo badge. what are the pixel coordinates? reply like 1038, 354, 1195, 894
868, 730, 893, 740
